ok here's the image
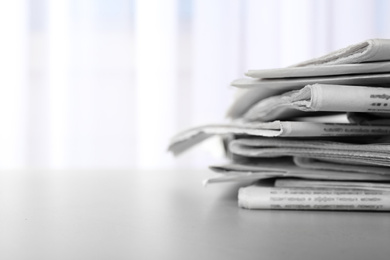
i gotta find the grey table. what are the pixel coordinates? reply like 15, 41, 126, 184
1, 169, 390, 260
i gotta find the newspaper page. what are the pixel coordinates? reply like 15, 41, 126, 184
228, 137, 390, 167
242, 84, 390, 122
274, 179, 390, 191
231, 73, 390, 89
292, 38, 390, 67
293, 157, 390, 175
246, 61, 390, 79
238, 184, 390, 211
206, 160, 390, 185
168, 121, 390, 156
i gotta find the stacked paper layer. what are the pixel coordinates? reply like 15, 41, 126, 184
169, 38, 390, 211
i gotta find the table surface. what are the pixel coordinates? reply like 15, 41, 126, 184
1, 169, 390, 260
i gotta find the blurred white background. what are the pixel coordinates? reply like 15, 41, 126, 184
1, 0, 390, 170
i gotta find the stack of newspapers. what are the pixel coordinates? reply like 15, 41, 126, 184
169, 39, 390, 211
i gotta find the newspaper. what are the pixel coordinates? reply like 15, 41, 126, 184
231, 73, 390, 89
206, 159, 390, 185
246, 61, 390, 79
293, 157, 390, 175
168, 122, 390, 156
242, 84, 390, 122
292, 38, 390, 67
274, 179, 390, 191
229, 39, 390, 118
169, 38, 390, 211
228, 137, 390, 167
238, 183, 390, 210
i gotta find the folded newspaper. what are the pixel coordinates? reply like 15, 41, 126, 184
241, 84, 390, 122
169, 38, 390, 211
